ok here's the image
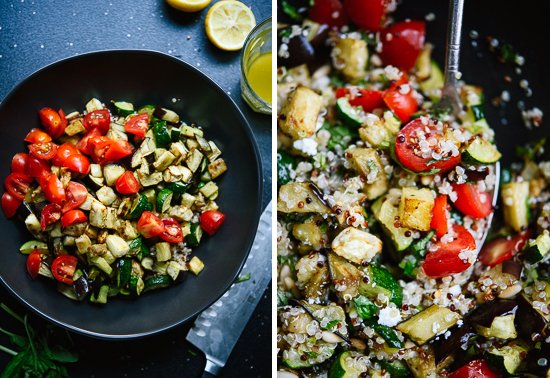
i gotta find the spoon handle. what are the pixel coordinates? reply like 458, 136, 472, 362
444, 0, 465, 87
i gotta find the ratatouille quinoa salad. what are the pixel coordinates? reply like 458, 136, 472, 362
1, 98, 227, 304
277, 1, 549, 377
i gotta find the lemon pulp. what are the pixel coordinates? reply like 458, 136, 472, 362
205, 1, 256, 51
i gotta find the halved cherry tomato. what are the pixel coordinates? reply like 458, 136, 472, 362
83, 109, 111, 134
51, 255, 78, 285
478, 232, 530, 267
2, 192, 21, 218
40, 203, 61, 231
380, 20, 426, 71
431, 195, 449, 238
115, 171, 140, 195
24, 128, 52, 144
394, 118, 461, 173
452, 183, 492, 219
26, 251, 42, 279
422, 225, 476, 278
76, 128, 102, 155
39, 107, 66, 138
62, 181, 88, 213
160, 218, 184, 243
344, 0, 388, 31
4, 173, 32, 201
309, 0, 348, 27
42, 173, 66, 205
11, 153, 29, 174
89, 136, 112, 163
137, 211, 166, 238
61, 209, 87, 228
448, 360, 499, 378
26, 156, 51, 179
29, 142, 58, 160
63, 154, 90, 174
103, 140, 133, 163
383, 82, 418, 123
336, 88, 384, 112
53, 143, 79, 166
124, 113, 149, 138
199, 210, 226, 236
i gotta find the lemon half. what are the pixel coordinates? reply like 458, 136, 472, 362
205, 1, 256, 51
166, 0, 211, 13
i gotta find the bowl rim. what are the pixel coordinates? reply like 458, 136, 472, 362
0, 48, 264, 339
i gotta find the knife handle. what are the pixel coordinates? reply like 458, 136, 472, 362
201, 371, 217, 378
201, 358, 222, 377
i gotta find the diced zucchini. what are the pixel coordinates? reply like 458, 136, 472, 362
363, 318, 403, 348
415, 43, 433, 80
155, 242, 172, 262
328, 351, 366, 378
419, 61, 444, 99
138, 104, 155, 117
129, 275, 145, 295
113, 101, 134, 117
277, 182, 331, 214
525, 230, 550, 264
141, 256, 154, 270
75, 234, 92, 254
332, 38, 368, 83
89, 256, 113, 275
180, 124, 204, 137
336, 98, 365, 128
152, 119, 171, 148
170, 141, 188, 163
90, 285, 110, 304
377, 359, 411, 378
186, 223, 203, 247
359, 264, 403, 306
19, 240, 48, 255
180, 193, 196, 208
331, 227, 382, 265
156, 188, 173, 214
405, 347, 436, 378
116, 257, 133, 288
154, 107, 180, 124
396, 305, 461, 345
103, 164, 125, 186
283, 342, 337, 369
96, 186, 117, 206
207, 158, 228, 179
278, 86, 323, 141
129, 194, 152, 220
166, 261, 184, 281
106, 235, 130, 258
462, 138, 502, 164
64, 118, 86, 136
346, 147, 388, 200
326, 253, 362, 301
398, 187, 435, 231
86, 98, 104, 112
188, 256, 205, 275
487, 341, 528, 375
501, 181, 529, 232
372, 191, 414, 251
358, 118, 392, 147
186, 148, 204, 173
199, 181, 218, 199
167, 206, 194, 222
25, 213, 42, 237
137, 171, 163, 187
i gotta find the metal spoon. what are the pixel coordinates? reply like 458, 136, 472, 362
437, 0, 500, 250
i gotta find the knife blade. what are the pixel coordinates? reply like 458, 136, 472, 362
186, 201, 272, 376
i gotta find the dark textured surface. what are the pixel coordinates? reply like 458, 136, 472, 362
0, 0, 271, 377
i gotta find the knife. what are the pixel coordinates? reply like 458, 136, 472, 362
186, 201, 272, 377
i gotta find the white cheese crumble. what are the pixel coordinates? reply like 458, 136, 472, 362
293, 138, 318, 156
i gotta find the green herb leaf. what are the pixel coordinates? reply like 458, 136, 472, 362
515, 138, 546, 161
304, 350, 318, 358
323, 319, 340, 330
353, 295, 378, 320
277, 288, 291, 307
235, 272, 251, 284
281, 0, 302, 21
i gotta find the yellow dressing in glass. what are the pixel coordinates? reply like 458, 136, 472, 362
246, 52, 272, 104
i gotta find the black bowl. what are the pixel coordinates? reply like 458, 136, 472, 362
0, 50, 262, 339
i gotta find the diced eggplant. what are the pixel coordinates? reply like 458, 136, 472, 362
278, 86, 322, 141
96, 186, 118, 206
153, 150, 176, 171
278, 34, 315, 69
277, 182, 331, 214
331, 227, 382, 265
106, 234, 130, 258
431, 323, 476, 364
327, 252, 362, 301
137, 171, 163, 187
103, 164, 125, 186
468, 299, 518, 339
73, 275, 90, 300
207, 158, 227, 179
516, 282, 550, 340
86, 98, 104, 112
154, 107, 180, 124
62, 222, 87, 237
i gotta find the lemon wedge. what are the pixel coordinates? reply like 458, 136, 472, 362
166, 0, 211, 13
205, 1, 256, 51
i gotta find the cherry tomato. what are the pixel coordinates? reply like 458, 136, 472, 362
25, 128, 52, 144
199, 210, 226, 236
51, 255, 78, 285
103, 140, 133, 163
124, 113, 149, 138
29, 142, 58, 161
431, 195, 449, 238
62, 181, 88, 213
38, 107, 66, 138
160, 218, 184, 243
380, 20, 426, 71
309, 0, 348, 27
53, 143, 79, 166
452, 183, 492, 219
40, 203, 61, 231
11, 153, 29, 174
344, 0, 388, 31
26, 156, 51, 179
4, 173, 32, 201
448, 360, 499, 378
76, 128, 102, 155
137, 211, 166, 238
383, 82, 418, 123
42, 173, 66, 205
26, 251, 42, 279
478, 232, 530, 267
115, 171, 140, 195
394, 118, 461, 173
1, 192, 21, 218
422, 225, 476, 278
61, 209, 87, 228
336, 88, 384, 112
83, 109, 111, 134
63, 154, 90, 174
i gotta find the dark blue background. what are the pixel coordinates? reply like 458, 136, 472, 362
0, 0, 271, 377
